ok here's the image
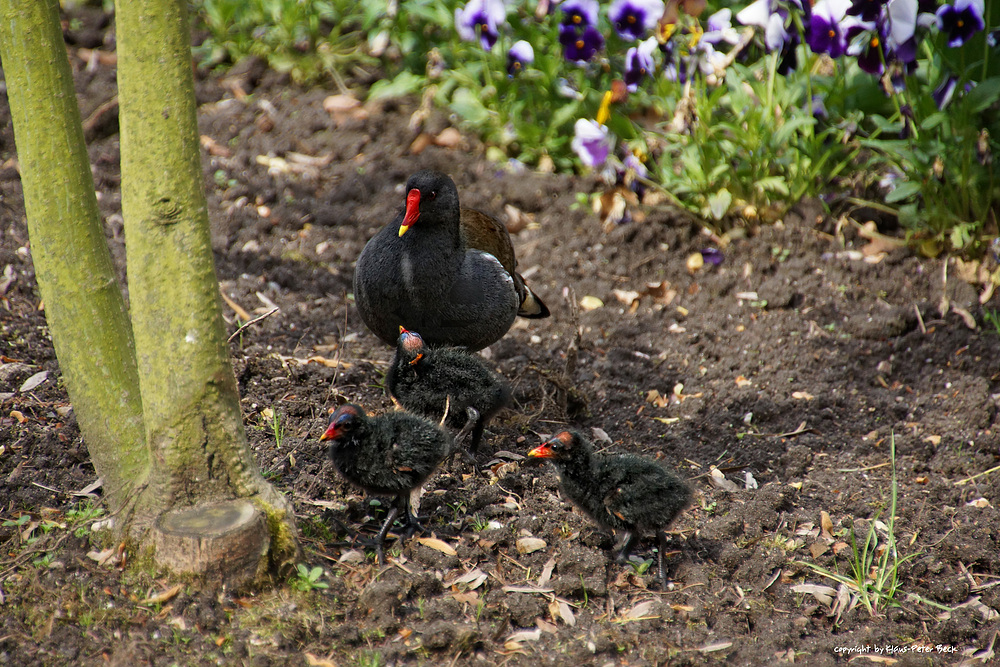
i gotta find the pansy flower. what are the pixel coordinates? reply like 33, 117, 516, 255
703, 8, 742, 45
560, 23, 605, 61
807, 0, 853, 57
846, 0, 887, 22
455, 0, 507, 51
737, 0, 793, 53
507, 40, 535, 76
932, 74, 959, 109
572, 118, 613, 168
936, 0, 985, 47
560, 0, 599, 28
609, 0, 665, 41
624, 38, 658, 91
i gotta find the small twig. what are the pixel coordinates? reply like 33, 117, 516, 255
227, 307, 279, 342
914, 304, 927, 334
837, 461, 892, 473
954, 464, 1000, 487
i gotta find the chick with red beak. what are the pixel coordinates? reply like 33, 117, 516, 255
528, 430, 690, 589
320, 403, 452, 564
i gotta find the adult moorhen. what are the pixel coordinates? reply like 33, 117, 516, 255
528, 431, 691, 588
387, 327, 511, 457
320, 403, 452, 564
354, 170, 549, 351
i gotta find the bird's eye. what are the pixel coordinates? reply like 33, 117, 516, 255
428, 191, 437, 200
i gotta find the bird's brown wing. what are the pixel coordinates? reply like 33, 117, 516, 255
459, 208, 516, 276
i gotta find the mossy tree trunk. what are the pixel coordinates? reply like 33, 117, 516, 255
0, 0, 147, 515
0, 0, 299, 583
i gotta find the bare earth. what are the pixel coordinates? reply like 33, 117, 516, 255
1, 8, 999, 666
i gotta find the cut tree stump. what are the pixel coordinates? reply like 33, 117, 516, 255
153, 499, 268, 585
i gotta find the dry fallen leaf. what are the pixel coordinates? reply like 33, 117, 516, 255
617, 600, 659, 622
967, 497, 992, 508
925, 435, 942, 445
515, 537, 547, 554
709, 467, 740, 492
809, 542, 829, 559
304, 652, 339, 667
579, 295, 604, 311
699, 640, 733, 653
19, 370, 48, 393
686, 252, 704, 273
734, 375, 752, 387
445, 569, 488, 590
415, 537, 457, 556
791, 583, 837, 606
820, 511, 835, 540
141, 584, 182, 606
792, 391, 814, 401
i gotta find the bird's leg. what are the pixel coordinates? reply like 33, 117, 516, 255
400, 488, 426, 540
448, 407, 483, 471
373, 505, 401, 566
656, 530, 669, 590
454, 406, 480, 448
613, 531, 638, 564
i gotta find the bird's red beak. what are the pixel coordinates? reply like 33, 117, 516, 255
399, 189, 421, 236
319, 422, 340, 441
527, 442, 554, 459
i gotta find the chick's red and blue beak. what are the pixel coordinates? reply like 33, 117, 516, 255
399, 189, 421, 237
527, 441, 554, 459
319, 412, 351, 441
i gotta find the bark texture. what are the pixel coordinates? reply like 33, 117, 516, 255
0, 0, 148, 511
115, 0, 298, 574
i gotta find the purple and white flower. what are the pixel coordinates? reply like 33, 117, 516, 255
624, 38, 658, 91
560, 0, 600, 28
807, 0, 852, 57
571, 119, 613, 168
736, 0, 793, 53
936, 0, 985, 47
455, 0, 507, 50
559, 23, 605, 61
703, 8, 741, 45
609, 0, 665, 41
507, 40, 535, 76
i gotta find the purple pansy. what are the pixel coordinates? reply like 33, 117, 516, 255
455, 0, 507, 50
559, 23, 605, 61
703, 8, 741, 45
571, 119, 613, 168
624, 38, 657, 91
736, 0, 792, 52
847, 0, 886, 22
936, 0, 985, 47
807, 0, 852, 57
932, 75, 959, 109
609, 0, 665, 41
507, 40, 535, 76
560, 0, 599, 28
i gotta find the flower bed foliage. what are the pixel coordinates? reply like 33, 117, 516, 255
194, 0, 1000, 254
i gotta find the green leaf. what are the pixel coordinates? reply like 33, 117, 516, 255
963, 76, 1000, 114
708, 189, 732, 220
449, 87, 492, 125
885, 180, 922, 203
368, 71, 425, 100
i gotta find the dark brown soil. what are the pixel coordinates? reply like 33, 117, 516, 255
2, 8, 1000, 666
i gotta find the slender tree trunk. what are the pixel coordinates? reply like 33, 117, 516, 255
115, 0, 298, 574
0, 0, 148, 512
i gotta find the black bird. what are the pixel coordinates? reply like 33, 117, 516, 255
387, 326, 511, 456
354, 169, 549, 351
320, 403, 451, 564
528, 431, 690, 588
